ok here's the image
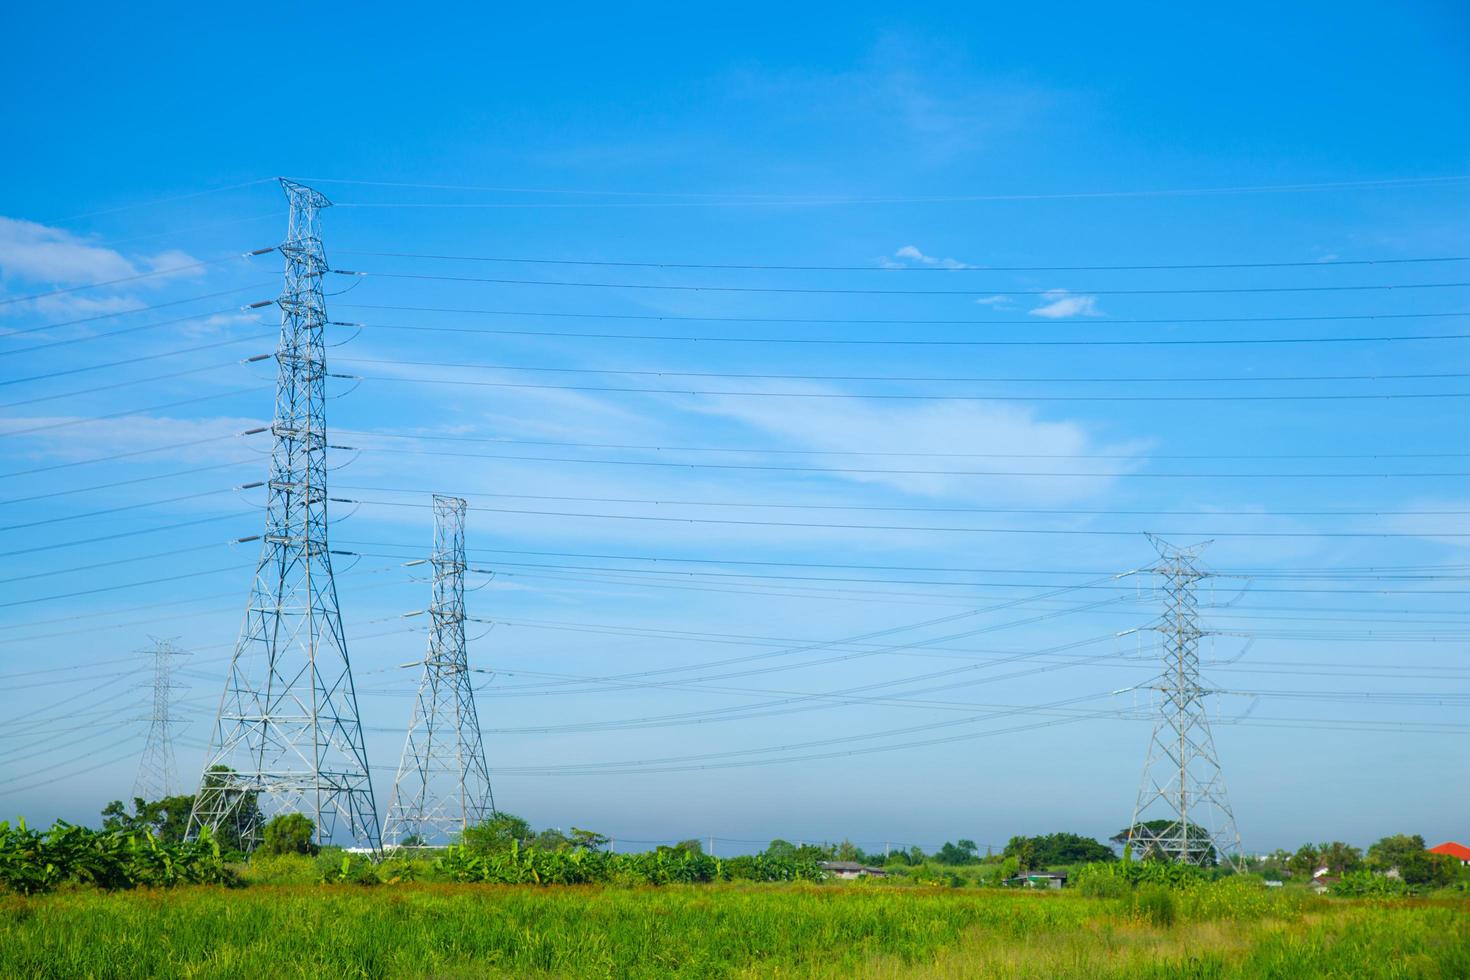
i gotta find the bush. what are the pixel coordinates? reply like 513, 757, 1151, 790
318, 852, 380, 886
260, 814, 318, 856
1331, 870, 1411, 898
0, 819, 235, 895
431, 840, 823, 887
1133, 886, 1177, 927
1073, 862, 1131, 899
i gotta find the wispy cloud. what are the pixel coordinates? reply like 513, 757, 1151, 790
1028, 289, 1102, 319
686, 382, 1148, 504
0, 216, 139, 285
891, 244, 974, 269
0, 216, 202, 312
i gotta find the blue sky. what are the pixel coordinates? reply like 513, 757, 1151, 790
2, 2, 1469, 853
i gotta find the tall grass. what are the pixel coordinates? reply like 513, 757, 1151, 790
2, 883, 1466, 979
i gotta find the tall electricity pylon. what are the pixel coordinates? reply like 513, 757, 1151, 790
1125, 535, 1243, 869
134, 638, 188, 801
383, 495, 496, 846
188, 179, 380, 851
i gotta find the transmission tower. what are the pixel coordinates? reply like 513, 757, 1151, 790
383, 495, 496, 846
188, 178, 380, 851
1125, 535, 1243, 869
134, 638, 188, 801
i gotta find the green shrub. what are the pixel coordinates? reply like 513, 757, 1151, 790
318, 853, 380, 886
1133, 885, 1177, 927
1331, 870, 1411, 898
0, 819, 235, 895
260, 814, 318, 856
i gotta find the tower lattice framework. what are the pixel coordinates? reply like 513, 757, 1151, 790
383, 495, 496, 846
188, 178, 380, 850
134, 637, 188, 801
1126, 535, 1242, 869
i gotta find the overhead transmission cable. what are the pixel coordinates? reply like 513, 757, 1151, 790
331, 267, 1470, 297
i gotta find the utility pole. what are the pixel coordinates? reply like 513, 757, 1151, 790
189, 178, 380, 851
383, 495, 496, 846
1126, 535, 1242, 869
134, 637, 188, 801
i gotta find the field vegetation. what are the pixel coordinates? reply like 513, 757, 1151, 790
4, 880, 1468, 978
5, 802, 1469, 976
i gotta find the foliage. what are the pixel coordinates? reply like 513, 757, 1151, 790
1331, 870, 1412, 898
100, 796, 194, 844
932, 839, 980, 865
568, 827, 609, 851
1071, 859, 1211, 895
0, 819, 235, 895
459, 812, 535, 853
1112, 819, 1219, 866
1366, 833, 1457, 886
432, 839, 823, 886
197, 766, 262, 855
1287, 840, 1363, 878
1132, 885, 1177, 927
763, 839, 838, 864
260, 813, 318, 856
1004, 832, 1114, 869
3, 882, 1467, 977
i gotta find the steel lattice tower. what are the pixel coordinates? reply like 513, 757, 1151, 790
134, 638, 188, 801
383, 495, 496, 846
188, 178, 380, 850
1126, 535, 1243, 869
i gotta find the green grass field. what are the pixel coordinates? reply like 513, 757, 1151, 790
3, 882, 1468, 978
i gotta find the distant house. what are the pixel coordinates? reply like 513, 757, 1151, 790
1005, 872, 1067, 890
1310, 874, 1339, 894
820, 861, 888, 880
1430, 842, 1470, 867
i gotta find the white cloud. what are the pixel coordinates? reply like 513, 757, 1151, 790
1028, 290, 1102, 319
973, 295, 1011, 307
685, 382, 1148, 504
0, 216, 137, 285
0, 218, 202, 317
892, 244, 974, 269
1381, 499, 1470, 549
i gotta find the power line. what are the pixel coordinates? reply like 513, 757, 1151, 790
338, 500, 1470, 539
338, 318, 1470, 348
0, 387, 268, 439
334, 267, 1470, 297
0, 362, 249, 409
1, 286, 274, 341
335, 447, 1470, 478
51, 177, 277, 223
341, 301, 1470, 328
356, 371, 1470, 402
0, 333, 275, 388
335, 356, 1470, 387
313, 172, 1470, 207
0, 461, 255, 505
332, 249, 1470, 273
0, 428, 264, 480
333, 483, 1470, 517
0, 249, 275, 307
351, 430, 1470, 463
0, 488, 246, 533
0, 512, 250, 558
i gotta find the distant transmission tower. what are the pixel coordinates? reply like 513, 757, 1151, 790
188, 178, 380, 851
383, 495, 496, 846
1125, 535, 1243, 869
134, 638, 188, 801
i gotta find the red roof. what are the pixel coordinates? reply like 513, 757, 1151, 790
1430, 841, 1470, 861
